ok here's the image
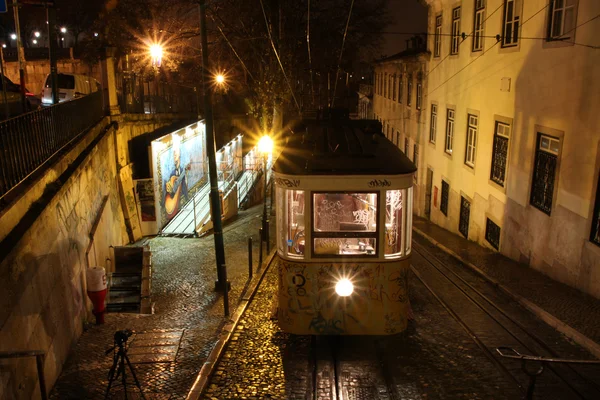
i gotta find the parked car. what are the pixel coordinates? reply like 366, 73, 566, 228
41, 73, 101, 106
17, 84, 42, 110
0, 75, 30, 118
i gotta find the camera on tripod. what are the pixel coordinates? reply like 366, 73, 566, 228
114, 329, 133, 346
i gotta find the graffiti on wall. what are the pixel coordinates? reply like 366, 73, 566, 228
277, 259, 410, 335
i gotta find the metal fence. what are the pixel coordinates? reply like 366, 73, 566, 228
0, 91, 104, 199
117, 73, 198, 115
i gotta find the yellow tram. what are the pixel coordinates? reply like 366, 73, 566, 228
273, 117, 416, 335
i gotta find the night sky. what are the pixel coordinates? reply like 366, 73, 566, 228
381, 0, 428, 57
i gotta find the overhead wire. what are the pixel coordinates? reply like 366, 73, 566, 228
428, 2, 558, 95
307, 0, 315, 106
258, 0, 302, 115
211, 17, 255, 81
426, 2, 503, 79
331, 0, 355, 108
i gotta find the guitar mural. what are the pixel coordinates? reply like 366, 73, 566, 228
152, 123, 207, 228
164, 162, 191, 219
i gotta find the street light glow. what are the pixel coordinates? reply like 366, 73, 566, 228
60, 27, 67, 33
258, 135, 273, 155
34, 31, 40, 38
215, 74, 225, 84
32, 39, 38, 44
149, 43, 163, 68
10, 34, 16, 40
94, 32, 99, 37
335, 278, 354, 297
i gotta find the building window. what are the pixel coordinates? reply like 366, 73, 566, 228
459, 196, 470, 238
490, 121, 510, 187
392, 74, 397, 101
485, 218, 501, 250
405, 137, 409, 158
416, 82, 422, 110
548, 0, 577, 40
502, 0, 521, 47
384, 73, 387, 98
413, 144, 419, 178
407, 74, 413, 106
434, 15, 442, 57
430, 104, 437, 143
451, 7, 461, 55
441, 180, 449, 216
465, 114, 478, 168
591, 171, 600, 246
473, 0, 485, 51
445, 109, 455, 155
388, 75, 393, 99
398, 74, 403, 103
530, 133, 560, 215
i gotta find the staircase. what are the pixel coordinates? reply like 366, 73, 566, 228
106, 246, 152, 314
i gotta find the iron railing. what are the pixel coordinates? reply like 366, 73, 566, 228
0, 350, 47, 400
0, 91, 104, 199
117, 74, 198, 115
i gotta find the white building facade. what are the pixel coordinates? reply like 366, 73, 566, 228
372, 48, 430, 216
422, 0, 600, 297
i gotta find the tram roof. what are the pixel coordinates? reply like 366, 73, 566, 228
273, 118, 417, 176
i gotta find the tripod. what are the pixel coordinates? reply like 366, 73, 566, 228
104, 337, 145, 399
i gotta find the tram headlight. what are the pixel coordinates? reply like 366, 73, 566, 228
335, 278, 354, 297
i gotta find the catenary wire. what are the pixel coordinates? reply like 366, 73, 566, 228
258, 0, 302, 115
331, 0, 355, 108
307, 0, 316, 107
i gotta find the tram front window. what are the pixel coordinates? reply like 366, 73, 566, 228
277, 188, 305, 258
385, 188, 412, 258
313, 192, 378, 256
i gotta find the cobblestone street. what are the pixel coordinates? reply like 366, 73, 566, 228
50, 205, 267, 399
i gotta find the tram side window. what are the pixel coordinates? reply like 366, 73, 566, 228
313, 192, 378, 256
279, 189, 305, 258
385, 188, 413, 258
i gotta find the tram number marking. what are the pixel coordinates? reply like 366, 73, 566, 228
368, 179, 391, 187
275, 178, 300, 188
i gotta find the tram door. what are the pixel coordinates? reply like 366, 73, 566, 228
425, 168, 433, 219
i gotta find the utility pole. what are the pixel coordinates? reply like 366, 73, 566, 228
46, 2, 58, 105
12, 0, 26, 109
198, 0, 229, 316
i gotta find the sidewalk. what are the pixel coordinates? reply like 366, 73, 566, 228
413, 216, 600, 358
49, 204, 270, 399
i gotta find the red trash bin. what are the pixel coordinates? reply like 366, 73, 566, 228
86, 267, 107, 324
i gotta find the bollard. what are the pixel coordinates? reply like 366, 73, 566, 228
248, 237, 253, 279
259, 228, 263, 268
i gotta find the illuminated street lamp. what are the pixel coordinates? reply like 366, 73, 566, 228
60, 27, 67, 33
149, 43, 163, 68
215, 74, 225, 85
34, 31, 40, 38
258, 135, 273, 251
32, 39, 38, 45
10, 33, 16, 40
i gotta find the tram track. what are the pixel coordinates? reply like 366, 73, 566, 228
412, 239, 600, 399
310, 335, 399, 400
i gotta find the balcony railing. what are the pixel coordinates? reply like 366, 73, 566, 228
0, 91, 104, 200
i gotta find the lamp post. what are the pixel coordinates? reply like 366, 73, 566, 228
149, 43, 163, 113
258, 135, 273, 252
199, 0, 229, 316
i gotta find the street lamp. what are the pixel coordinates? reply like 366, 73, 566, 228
215, 74, 225, 85
34, 31, 40, 38
149, 43, 163, 68
10, 34, 16, 40
60, 27, 66, 33
258, 135, 273, 251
